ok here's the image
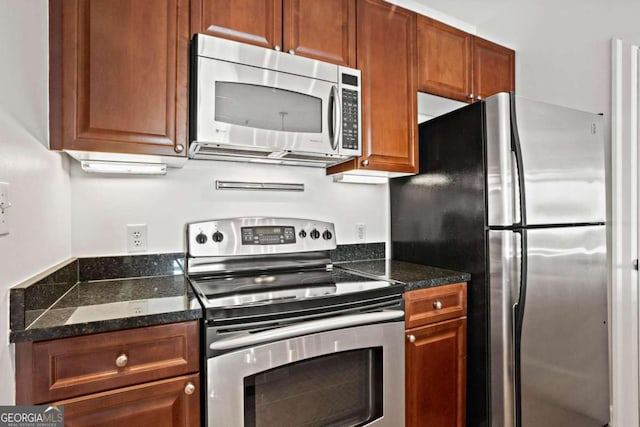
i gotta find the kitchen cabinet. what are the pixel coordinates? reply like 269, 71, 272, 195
417, 17, 515, 103
405, 283, 467, 427
328, 0, 418, 175
48, 0, 190, 158
15, 321, 200, 425
417, 16, 472, 103
473, 36, 516, 101
192, 0, 356, 67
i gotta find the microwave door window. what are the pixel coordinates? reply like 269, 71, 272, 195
215, 82, 322, 133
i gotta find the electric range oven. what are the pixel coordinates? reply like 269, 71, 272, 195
185, 218, 405, 427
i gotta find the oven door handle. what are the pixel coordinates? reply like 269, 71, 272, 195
209, 310, 404, 351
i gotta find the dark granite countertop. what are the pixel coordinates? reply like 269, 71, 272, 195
10, 275, 202, 343
336, 259, 470, 291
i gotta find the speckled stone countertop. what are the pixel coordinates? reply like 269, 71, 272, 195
10, 275, 202, 343
337, 259, 470, 291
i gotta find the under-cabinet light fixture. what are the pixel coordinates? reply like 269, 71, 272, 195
332, 174, 388, 185
80, 161, 167, 175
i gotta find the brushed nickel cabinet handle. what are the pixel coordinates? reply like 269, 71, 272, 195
289, 49, 295, 55
468, 93, 474, 99
184, 382, 196, 395
115, 353, 128, 368
433, 300, 443, 310
274, 45, 281, 51
361, 159, 369, 167
174, 144, 184, 153
407, 334, 416, 343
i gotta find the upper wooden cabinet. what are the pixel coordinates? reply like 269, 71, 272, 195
328, 0, 418, 175
192, 0, 356, 67
417, 16, 472, 103
49, 0, 190, 157
417, 18, 515, 103
473, 36, 515, 100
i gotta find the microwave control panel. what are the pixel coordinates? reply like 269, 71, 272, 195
338, 68, 361, 156
342, 88, 359, 150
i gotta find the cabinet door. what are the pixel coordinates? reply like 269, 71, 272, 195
417, 16, 472, 103
406, 317, 466, 427
282, 0, 356, 66
53, 375, 200, 427
193, 0, 282, 49
329, 0, 417, 175
49, 0, 189, 157
472, 36, 515, 100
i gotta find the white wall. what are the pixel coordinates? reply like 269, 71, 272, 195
474, 0, 640, 115
0, 0, 72, 405
70, 161, 388, 256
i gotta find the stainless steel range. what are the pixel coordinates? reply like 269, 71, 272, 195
185, 218, 405, 427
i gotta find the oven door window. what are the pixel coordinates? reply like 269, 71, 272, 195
243, 348, 383, 427
215, 82, 322, 133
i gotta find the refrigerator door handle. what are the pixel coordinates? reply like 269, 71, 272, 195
513, 228, 528, 427
509, 92, 527, 227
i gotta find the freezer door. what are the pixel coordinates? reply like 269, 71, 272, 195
486, 93, 518, 227
519, 225, 609, 427
514, 96, 605, 225
488, 230, 522, 427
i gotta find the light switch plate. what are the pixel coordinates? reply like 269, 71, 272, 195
0, 182, 9, 236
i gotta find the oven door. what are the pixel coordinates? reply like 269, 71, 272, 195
195, 56, 341, 156
207, 312, 404, 427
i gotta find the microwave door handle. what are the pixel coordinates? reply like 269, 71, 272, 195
329, 85, 341, 151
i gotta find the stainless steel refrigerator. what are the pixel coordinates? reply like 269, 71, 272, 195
390, 92, 609, 427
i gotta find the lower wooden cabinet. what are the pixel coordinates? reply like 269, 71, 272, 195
404, 284, 467, 427
52, 374, 200, 427
15, 321, 200, 426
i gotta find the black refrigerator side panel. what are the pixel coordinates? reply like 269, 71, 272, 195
390, 101, 489, 427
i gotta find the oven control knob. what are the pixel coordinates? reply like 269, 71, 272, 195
310, 229, 320, 240
322, 230, 333, 240
195, 233, 208, 244
212, 231, 224, 243
299, 230, 307, 239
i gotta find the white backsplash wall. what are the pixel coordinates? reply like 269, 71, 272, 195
0, 0, 73, 405
70, 160, 389, 256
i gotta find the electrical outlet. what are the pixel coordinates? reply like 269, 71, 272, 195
127, 300, 148, 316
0, 182, 9, 236
127, 224, 147, 253
356, 223, 366, 243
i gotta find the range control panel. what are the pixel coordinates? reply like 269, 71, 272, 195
187, 217, 336, 258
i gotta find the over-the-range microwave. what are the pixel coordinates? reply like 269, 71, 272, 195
190, 34, 362, 167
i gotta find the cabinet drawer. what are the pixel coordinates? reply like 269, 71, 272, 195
17, 321, 199, 404
404, 283, 467, 328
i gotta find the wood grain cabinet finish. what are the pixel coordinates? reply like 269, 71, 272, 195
406, 317, 467, 427
417, 16, 472, 103
15, 321, 199, 405
192, 0, 282, 49
405, 283, 467, 427
49, 0, 190, 157
328, 0, 418, 175
473, 36, 515, 100
193, 0, 356, 67
282, 0, 356, 66
52, 374, 200, 427
404, 282, 467, 329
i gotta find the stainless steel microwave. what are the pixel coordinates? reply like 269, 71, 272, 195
190, 34, 362, 167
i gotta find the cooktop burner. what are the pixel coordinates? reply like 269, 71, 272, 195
184, 218, 404, 324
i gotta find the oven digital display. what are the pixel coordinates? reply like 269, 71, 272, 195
241, 226, 296, 245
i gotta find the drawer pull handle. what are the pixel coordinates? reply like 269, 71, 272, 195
184, 382, 196, 395
433, 300, 443, 310
407, 334, 416, 343
115, 354, 128, 368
